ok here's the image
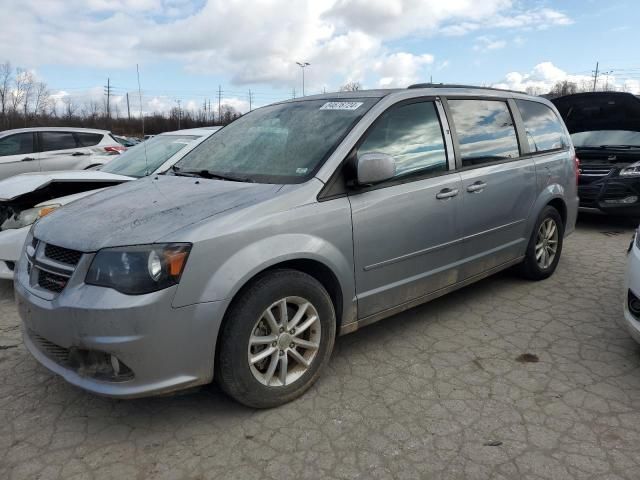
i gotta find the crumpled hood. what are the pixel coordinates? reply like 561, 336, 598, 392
33, 175, 284, 251
552, 92, 640, 134
0, 170, 132, 201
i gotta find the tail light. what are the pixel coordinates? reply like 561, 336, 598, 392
573, 154, 580, 186
104, 145, 126, 155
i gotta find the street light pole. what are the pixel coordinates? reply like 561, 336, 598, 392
296, 61, 310, 96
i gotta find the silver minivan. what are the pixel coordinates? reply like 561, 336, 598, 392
15, 86, 579, 407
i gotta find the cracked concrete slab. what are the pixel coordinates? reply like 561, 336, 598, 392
1, 214, 640, 479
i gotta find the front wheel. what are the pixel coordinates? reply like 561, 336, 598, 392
519, 206, 564, 280
216, 270, 336, 408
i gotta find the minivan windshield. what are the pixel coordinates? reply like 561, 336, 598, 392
172, 98, 379, 183
101, 134, 199, 178
571, 130, 640, 148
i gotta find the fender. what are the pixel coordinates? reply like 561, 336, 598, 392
172, 232, 357, 325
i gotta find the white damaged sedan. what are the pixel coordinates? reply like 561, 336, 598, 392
623, 228, 640, 344
0, 128, 218, 279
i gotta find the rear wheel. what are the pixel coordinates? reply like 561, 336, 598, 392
519, 206, 564, 280
216, 270, 336, 408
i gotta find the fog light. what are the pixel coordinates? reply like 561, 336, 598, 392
628, 291, 640, 317
603, 195, 638, 205
110, 354, 120, 375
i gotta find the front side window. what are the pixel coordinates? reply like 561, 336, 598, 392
357, 101, 448, 178
448, 99, 520, 167
40, 132, 77, 152
0, 133, 34, 157
101, 134, 199, 178
174, 98, 379, 183
516, 100, 567, 153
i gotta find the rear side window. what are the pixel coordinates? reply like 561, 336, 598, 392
40, 132, 78, 152
0, 133, 34, 157
448, 99, 520, 167
358, 101, 447, 178
76, 132, 104, 147
516, 100, 567, 153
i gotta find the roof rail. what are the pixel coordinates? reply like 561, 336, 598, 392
407, 83, 526, 95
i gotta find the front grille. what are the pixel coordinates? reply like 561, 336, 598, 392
38, 270, 68, 293
602, 183, 632, 200
44, 244, 82, 266
29, 331, 70, 365
580, 164, 613, 178
27, 239, 82, 294
28, 330, 134, 382
578, 185, 602, 207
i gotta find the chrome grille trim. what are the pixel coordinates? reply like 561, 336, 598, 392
27, 239, 83, 294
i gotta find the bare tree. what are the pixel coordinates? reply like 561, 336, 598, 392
0, 62, 11, 119
549, 80, 578, 98
10, 68, 28, 114
21, 71, 35, 124
63, 96, 76, 119
33, 82, 50, 117
339, 81, 361, 92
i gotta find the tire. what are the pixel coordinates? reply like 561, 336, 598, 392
216, 269, 336, 408
519, 206, 564, 280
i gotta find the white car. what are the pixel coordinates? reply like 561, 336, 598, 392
0, 127, 126, 180
0, 127, 219, 279
623, 230, 640, 344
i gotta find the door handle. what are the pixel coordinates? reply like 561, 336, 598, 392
466, 181, 487, 193
21, 157, 36, 162
436, 188, 459, 199
71, 152, 86, 156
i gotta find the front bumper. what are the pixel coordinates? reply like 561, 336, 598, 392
0, 226, 29, 279
578, 176, 640, 216
15, 257, 228, 398
622, 241, 640, 344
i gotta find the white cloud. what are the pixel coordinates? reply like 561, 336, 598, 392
374, 53, 434, 88
493, 62, 640, 95
0, 0, 573, 93
473, 36, 507, 52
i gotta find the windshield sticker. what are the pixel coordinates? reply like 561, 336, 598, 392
320, 101, 363, 111
296, 167, 308, 174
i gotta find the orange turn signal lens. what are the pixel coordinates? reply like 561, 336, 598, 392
38, 205, 60, 218
164, 250, 189, 277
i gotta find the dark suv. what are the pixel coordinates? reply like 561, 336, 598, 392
553, 92, 640, 216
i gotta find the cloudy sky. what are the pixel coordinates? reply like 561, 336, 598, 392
1, 0, 638, 114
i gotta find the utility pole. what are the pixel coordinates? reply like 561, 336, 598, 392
248, 89, 253, 111
217, 85, 222, 123
292, 88, 296, 99
176, 99, 181, 129
296, 62, 310, 96
126, 92, 131, 121
104, 78, 112, 127
592, 62, 599, 92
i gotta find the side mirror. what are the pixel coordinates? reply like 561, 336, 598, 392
356, 152, 396, 185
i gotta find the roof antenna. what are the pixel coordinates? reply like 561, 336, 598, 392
136, 64, 149, 175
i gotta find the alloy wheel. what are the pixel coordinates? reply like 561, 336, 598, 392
535, 218, 559, 269
247, 296, 321, 387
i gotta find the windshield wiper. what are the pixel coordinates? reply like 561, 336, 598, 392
576, 145, 640, 150
170, 165, 253, 182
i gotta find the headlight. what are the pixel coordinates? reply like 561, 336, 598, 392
620, 161, 640, 177
86, 243, 191, 295
0, 204, 61, 230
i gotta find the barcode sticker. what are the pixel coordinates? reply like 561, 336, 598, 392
320, 102, 363, 111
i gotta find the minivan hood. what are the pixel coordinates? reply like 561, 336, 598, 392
552, 92, 640, 134
33, 175, 284, 251
0, 170, 132, 202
